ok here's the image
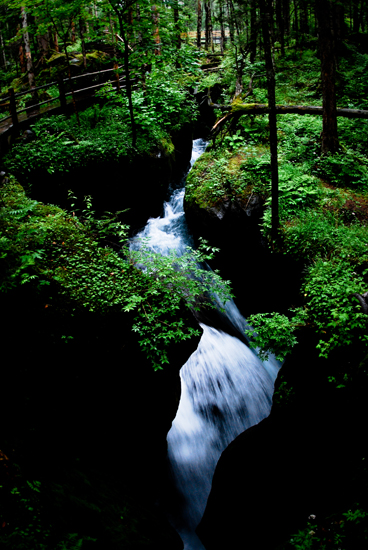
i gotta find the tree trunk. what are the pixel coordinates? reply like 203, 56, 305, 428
353, 0, 360, 33
219, 0, 226, 53
197, 0, 202, 48
63, 42, 80, 125
152, 4, 161, 55
0, 33, 7, 68
300, 0, 309, 36
315, 0, 339, 154
53, 31, 59, 52
19, 41, 26, 73
21, 7, 38, 100
267, 0, 276, 69
276, 0, 285, 56
227, 0, 234, 44
259, 0, 279, 241
293, 0, 299, 45
71, 20, 76, 43
250, 0, 257, 62
230, 0, 241, 38
204, 0, 212, 51
79, 18, 87, 69
118, 17, 136, 148
173, 0, 181, 51
36, 17, 50, 66
283, 0, 290, 37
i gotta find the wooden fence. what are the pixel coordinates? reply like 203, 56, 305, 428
0, 64, 128, 134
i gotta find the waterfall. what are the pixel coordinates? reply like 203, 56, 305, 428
130, 139, 281, 550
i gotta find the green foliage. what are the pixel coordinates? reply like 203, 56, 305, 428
223, 129, 246, 150
187, 42, 368, 364
133, 65, 199, 132
244, 309, 306, 361
128, 238, 233, 368
4, 67, 198, 179
282, 209, 368, 264
262, 165, 322, 232
283, 507, 368, 550
244, 258, 368, 362
277, 114, 322, 166
0, 177, 231, 370
302, 259, 368, 357
337, 44, 368, 109
313, 150, 368, 191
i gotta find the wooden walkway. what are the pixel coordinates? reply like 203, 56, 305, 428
0, 65, 125, 138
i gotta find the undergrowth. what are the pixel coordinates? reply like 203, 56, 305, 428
3, 67, 199, 181
187, 44, 368, 363
0, 176, 231, 370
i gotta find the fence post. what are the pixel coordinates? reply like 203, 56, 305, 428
114, 62, 121, 94
58, 75, 67, 113
9, 87, 19, 135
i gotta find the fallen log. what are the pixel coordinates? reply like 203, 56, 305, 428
210, 101, 368, 132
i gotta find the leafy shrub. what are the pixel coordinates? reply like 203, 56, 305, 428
0, 178, 231, 370
283, 506, 368, 550
244, 310, 306, 361
4, 71, 198, 179
282, 209, 368, 264
277, 114, 322, 167
313, 150, 368, 190
240, 151, 271, 194
262, 165, 323, 233
303, 259, 368, 357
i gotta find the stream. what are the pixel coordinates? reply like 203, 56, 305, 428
130, 139, 281, 550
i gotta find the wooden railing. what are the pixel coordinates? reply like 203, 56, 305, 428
0, 64, 128, 132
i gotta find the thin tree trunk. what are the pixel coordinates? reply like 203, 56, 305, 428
300, 0, 308, 35
197, 0, 202, 48
19, 41, 26, 73
21, 7, 38, 99
293, 0, 299, 45
36, 17, 50, 66
276, 0, 285, 55
79, 18, 87, 69
116, 14, 136, 147
219, 0, 226, 53
152, 4, 160, 54
267, 0, 276, 69
353, 0, 360, 32
0, 33, 7, 68
173, 0, 181, 51
259, 0, 279, 241
227, 0, 234, 44
53, 32, 59, 52
250, 0, 257, 62
205, 0, 211, 50
230, 0, 241, 38
315, 0, 339, 154
63, 42, 80, 125
283, 0, 290, 37
71, 20, 76, 43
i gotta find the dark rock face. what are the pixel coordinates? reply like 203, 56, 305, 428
2, 286, 200, 548
196, 333, 368, 549
184, 194, 303, 317
15, 125, 193, 235
185, 189, 368, 549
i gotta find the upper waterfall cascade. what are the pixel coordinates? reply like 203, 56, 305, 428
130, 139, 281, 550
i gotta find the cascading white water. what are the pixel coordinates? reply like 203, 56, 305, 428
130, 139, 281, 550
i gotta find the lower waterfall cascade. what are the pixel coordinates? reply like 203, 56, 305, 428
130, 139, 281, 550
